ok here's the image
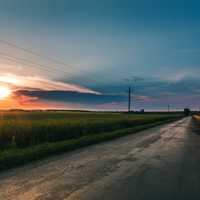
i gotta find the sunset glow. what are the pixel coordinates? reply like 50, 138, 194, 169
0, 0, 199, 111
0, 75, 19, 85
0, 86, 11, 100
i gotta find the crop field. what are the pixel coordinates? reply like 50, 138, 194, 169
0, 111, 182, 149
0, 111, 183, 171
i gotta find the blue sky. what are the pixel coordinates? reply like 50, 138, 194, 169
0, 0, 200, 110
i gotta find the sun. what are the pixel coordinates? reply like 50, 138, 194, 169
0, 86, 11, 100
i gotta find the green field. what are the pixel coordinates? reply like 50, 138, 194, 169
0, 111, 183, 171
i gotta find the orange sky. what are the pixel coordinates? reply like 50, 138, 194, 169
0, 73, 100, 110
0, 93, 82, 110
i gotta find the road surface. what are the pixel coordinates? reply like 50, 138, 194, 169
1, 117, 200, 200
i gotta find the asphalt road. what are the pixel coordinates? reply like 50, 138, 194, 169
1, 117, 200, 200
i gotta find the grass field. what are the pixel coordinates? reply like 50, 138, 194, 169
0, 111, 183, 171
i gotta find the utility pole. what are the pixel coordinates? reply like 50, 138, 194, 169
125, 78, 131, 113
128, 86, 131, 113
125, 76, 143, 113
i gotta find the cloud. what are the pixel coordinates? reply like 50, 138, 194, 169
1, 71, 200, 110
0, 91, 85, 110
156, 69, 200, 83
0, 73, 100, 94
16, 95, 39, 104
135, 95, 155, 102
16, 90, 125, 104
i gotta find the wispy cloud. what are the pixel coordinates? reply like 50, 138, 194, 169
155, 69, 200, 83
0, 73, 101, 95
135, 95, 155, 103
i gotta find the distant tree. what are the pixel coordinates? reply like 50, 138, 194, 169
184, 108, 191, 116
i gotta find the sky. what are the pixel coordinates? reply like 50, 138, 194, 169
0, 0, 200, 111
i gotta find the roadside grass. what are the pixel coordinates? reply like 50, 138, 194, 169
192, 114, 200, 134
193, 114, 200, 121
0, 112, 183, 172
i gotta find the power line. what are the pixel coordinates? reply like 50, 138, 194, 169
0, 52, 97, 83
0, 52, 71, 75
0, 56, 57, 75
0, 39, 73, 68
0, 39, 99, 83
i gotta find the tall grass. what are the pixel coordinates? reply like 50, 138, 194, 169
0, 111, 182, 150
